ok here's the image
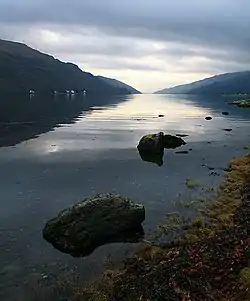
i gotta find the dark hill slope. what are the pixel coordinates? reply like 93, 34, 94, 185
0, 39, 140, 95
155, 71, 250, 95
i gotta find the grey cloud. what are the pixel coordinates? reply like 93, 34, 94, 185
1, 0, 250, 90
60, 53, 164, 72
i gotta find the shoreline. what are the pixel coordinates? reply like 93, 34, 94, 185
79, 154, 250, 300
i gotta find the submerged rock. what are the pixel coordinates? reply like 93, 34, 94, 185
43, 193, 145, 257
137, 132, 164, 153
222, 111, 229, 115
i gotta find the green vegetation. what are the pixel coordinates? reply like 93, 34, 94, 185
185, 178, 200, 189
142, 134, 154, 141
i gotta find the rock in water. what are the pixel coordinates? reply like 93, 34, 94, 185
137, 132, 164, 153
205, 116, 212, 120
43, 193, 145, 257
233, 100, 250, 108
163, 134, 186, 149
137, 132, 186, 153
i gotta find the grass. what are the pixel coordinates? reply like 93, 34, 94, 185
186, 178, 200, 189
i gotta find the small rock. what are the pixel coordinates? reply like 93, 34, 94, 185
223, 128, 232, 132
175, 151, 189, 154
210, 172, 220, 176
158, 114, 164, 118
205, 116, 212, 120
222, 111, 229, 115
176, 134, 189, 138
208, 166, 215, 171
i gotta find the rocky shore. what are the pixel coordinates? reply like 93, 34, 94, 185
79, 154, 250, 300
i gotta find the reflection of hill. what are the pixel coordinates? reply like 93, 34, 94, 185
0, 93, 129, 147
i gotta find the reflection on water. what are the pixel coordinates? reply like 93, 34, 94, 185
43, 224, 145, 258
2, 93, 248, 157
2, 93, 250, 153
0, 93, 129, 147
1, 93, 250, 300
138, 150, 164, 166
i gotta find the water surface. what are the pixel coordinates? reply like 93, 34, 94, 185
1, 93, 250, 300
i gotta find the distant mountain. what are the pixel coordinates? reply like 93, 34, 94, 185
97, 76, 141, 94
155, 71, 250, 95
0, 39, 140, 95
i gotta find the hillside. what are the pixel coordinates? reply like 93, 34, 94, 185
0, 39, 140, 95
155, 71, 250, 95
97, 76, 141, 94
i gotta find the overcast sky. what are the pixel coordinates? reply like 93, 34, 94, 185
0, 0, 250, 92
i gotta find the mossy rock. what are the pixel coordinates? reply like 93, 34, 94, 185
142, 134, 154, 141
137, 132, 164, 154
137, 132, 186, 153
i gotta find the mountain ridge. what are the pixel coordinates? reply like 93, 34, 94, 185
155, 71, 250, 95
0, 39, 140, 95
97, 76, 140, 94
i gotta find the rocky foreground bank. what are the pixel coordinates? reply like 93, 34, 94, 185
77, 154, 250, 301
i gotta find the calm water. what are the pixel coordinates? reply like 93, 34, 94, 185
1, 93, 250, 300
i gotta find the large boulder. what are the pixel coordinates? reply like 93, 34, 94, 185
43, 193, 145, 257
137, 132, 164, 153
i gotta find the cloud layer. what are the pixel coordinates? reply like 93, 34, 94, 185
0, 0, 250, 92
